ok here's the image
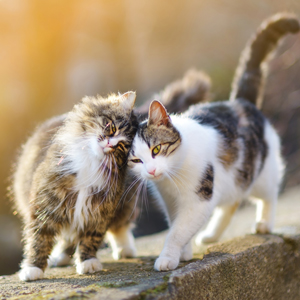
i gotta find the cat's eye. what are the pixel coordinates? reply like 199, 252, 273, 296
152, 144, 161, 156
111, 123, 116, 133
131, 159, 143, 163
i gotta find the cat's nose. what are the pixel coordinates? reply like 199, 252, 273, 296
148, 168, 156, 176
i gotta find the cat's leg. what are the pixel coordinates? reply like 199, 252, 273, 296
48, 237, 76, 267
180, 241, 193, 262
195, 202, 239, 244
107, 224, 136, 260
19, 221, 57, 281
250, 144, 282, 234
255, 125, 284, 233
154, 197, 214, 271
75, 229, 105, 274
107, 193, 138, 260
254, 197, 277, 234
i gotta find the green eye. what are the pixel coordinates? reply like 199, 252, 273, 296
132, 159, 143, 163
152, 144, 161, 156
112, 123, 116, 133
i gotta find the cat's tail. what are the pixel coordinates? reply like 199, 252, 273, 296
230, 13, 300, 107
135, 69, 211, 120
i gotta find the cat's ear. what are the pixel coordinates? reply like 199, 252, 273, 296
119, 91, 136, 111
148, 100, 171, 126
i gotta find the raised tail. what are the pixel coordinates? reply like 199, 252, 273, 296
230, 13, 300, 107
135, 69, 211, 121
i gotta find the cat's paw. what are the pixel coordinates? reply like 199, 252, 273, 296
154, 256, 179, 271
255, 221, 271, 234
76, 258, 102, 274
195, 232, 219, 245
112, 245, 137, 260
19, 266, 44, 281
180, 245, 193, 262
48, 252, 72, 267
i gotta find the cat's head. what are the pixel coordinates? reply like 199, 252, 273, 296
128, 100, 181, 181
60, 91, 138, 168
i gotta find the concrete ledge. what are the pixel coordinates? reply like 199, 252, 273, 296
2, 188, 300, 300
1, 233, 300, 300
164, 234, 300, 300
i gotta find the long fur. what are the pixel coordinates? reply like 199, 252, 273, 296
13, 92, 139, 281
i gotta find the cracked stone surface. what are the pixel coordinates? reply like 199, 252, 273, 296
1, 187, 300, 300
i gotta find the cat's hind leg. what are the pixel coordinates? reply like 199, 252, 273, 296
195, 202, 239, 245
48, 237, 76, 267
253, 197, 277, 234
251, 174, 279, 234
107, 223, 137, 260
250, 129, 283, 234
107, 196, 138, 260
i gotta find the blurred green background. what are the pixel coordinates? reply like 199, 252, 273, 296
0, 0, 300, 276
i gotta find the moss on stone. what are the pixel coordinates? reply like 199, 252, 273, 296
138, 282, 169, 300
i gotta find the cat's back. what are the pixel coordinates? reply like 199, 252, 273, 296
13, 114, 66, 214
183, 99, 267, 141
183, 99, 273, 190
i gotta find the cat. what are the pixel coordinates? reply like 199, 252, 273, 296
128, 13, 300, 271
13, 92, 139, 281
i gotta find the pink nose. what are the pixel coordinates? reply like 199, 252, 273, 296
106, 140, 112, 147
148, 168, 156, 176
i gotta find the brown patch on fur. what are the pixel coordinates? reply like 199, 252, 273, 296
196, 164, 214, 200
219, 144, 239, 168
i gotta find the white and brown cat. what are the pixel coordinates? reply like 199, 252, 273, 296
128, 13, 299, 271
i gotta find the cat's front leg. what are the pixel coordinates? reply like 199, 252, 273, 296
75, 229, 105, 274
154, 199, 213, 271
19, 221, 57, 281
180, 241, 193, 262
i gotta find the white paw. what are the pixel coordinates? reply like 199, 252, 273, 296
112, 245, 137, 260
180, 246, 193, 262
48, 252, 72, 267
195, 232, 219, 245
255, 221, 271, 234
76, 258, 102, 274
19, 266, 44, 282
154, 256, 179, 271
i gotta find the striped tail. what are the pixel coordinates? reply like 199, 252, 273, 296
230, 13, 300, 107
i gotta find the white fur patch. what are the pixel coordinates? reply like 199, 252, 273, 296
48, 252, 72, 267
19, 266, 44, 281
76, 258, 102, 274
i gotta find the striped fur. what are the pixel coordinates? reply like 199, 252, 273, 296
13, 92, 139, 281
230, 13, 300, 107
128, 14, 299, 271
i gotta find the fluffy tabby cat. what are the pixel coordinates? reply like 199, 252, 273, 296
128, 14, 299, 271
13, 92, 139, 281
